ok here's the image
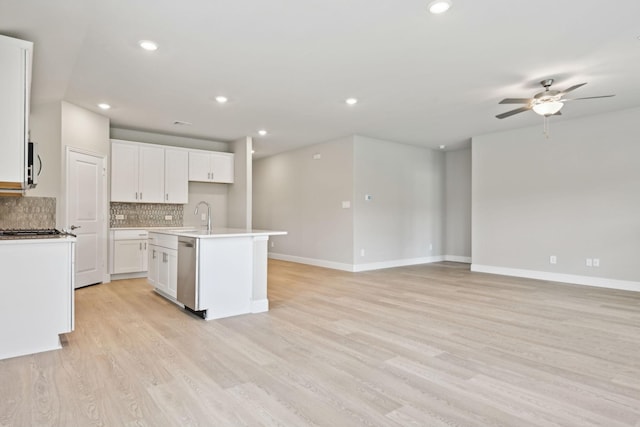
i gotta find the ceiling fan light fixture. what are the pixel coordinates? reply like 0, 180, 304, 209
428, 0, 452, 14
532, 101, 564, 116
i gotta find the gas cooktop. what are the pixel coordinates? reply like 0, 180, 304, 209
0, 229, 72, 239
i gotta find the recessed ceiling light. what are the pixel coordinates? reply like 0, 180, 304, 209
258, 129, 267, 136
345, 98, 358, 105
251, 150, 256, 154
139, 40, 158, 51
439, 145, 446, 150
428, 0, 452, 14
97, 103, 111, 110
215, 96, 228, 104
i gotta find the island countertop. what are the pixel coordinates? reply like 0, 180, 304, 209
149, 227, 287, 239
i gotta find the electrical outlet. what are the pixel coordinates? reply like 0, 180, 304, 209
201, 213, 207, 221
115, 214, 125, 220
364, 194, 373, 201
341, 201, 351, 209
360, 249, 365, 257
549, 255, 557, 264
586, 258, 593, 267
164, 215, 172, 220
271, 241, 275, 248
429, 243, 433, 251
593, 258, 600, 267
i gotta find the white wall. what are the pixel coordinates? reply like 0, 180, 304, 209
353, 136, 445, 269
253, 136, 355, 268
227, 137, 252, 229
444, 147, 471, 260
472, 107, 640, 289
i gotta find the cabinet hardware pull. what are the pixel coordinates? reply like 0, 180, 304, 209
152, 250, 156, 259
140, 192, 143, 200
135, 192, 138, 200
166, 193, 168, 201
139, 242, 142, 250
144, 242, 147, 250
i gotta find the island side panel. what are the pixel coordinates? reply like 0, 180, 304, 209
198, 236, 253, 320
251, 236, 269, 313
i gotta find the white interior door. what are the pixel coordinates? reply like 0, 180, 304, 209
67, 149, 105, 288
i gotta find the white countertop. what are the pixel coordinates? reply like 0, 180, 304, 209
0, 236, 76, 245
148, 227, 287, 239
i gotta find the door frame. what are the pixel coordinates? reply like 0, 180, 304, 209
64, 146, 109, 284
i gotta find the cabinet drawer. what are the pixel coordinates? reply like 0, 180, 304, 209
113, 229, 149, 240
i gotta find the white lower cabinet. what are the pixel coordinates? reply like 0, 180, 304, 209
148, 233, 178, 298
110, 229, 149, 274
0, 238, 75, 360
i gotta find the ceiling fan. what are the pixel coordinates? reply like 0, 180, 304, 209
496, 79, 615, 119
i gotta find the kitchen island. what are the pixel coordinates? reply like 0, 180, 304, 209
148, 228, 286, 320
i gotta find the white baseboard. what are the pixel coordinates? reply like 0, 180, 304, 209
251, 298, 269, 313
353, 256, 444, 272
268, 252, 446, 272
444, 255, 472, 263
109, 271, 147, 281
268, 253, 355, 272
471, 264, 640, 292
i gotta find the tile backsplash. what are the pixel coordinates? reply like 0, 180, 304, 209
0, 196, 56, 229
110, 202, 183, 228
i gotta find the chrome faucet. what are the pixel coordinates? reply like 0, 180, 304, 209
194, 201, 212, 232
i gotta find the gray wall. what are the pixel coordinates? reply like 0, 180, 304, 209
253, 134, 447, 271
353, 135, 445, 266
110, 128, 230, 152
472, 107, 640, 283
444, 147, 471, 259
253, 136, 355, 266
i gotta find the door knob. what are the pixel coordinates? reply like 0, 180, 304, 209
70, 225, 81, 230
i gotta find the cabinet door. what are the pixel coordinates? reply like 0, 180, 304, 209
138, 145, 165, 203
188, 151, 211, 182
166, 249, 178, 298
147, 245, 159, 287
113, 239, 146, 273
211, 153, 234, 183
157, 250, 170, 295
111, 142, 139, 202
165, 149, 189, 203
0, 39, 29, 186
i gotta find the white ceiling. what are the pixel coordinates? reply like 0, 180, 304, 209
1, 0, 639, 157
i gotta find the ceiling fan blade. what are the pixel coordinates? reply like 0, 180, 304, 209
563, 95, 615, 101
561, 83, 587, 94
496, 106, 531, 119
499, 98, 531, 104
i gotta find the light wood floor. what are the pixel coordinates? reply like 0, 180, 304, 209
1, 261, 639, 426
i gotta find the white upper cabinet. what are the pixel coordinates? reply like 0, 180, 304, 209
188, 150, 234, 183
111, 140, 164, 203
0, 35, 32, 192
111, 139, 232, 204
164, 149, 189, 203
138, 145, 165, 202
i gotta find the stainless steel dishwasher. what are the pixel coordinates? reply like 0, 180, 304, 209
177, 236, 200, 313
